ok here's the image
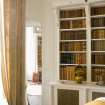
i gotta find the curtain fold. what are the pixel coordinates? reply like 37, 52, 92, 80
1, 0, 25, 105
1, 1, 10, 102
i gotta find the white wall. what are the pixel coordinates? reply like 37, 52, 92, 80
41, 1, 56, 105
26, 0, 44, 24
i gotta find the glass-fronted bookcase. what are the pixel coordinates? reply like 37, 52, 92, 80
58, 3, 105, 82
91, 6, 105, 82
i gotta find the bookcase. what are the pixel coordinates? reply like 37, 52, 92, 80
59, 8, 87, 81
91, 6, 105, 82
58, 3, 105, 82
38, 36, 42, 70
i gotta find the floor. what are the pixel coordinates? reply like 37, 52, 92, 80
26, 83, 42, 105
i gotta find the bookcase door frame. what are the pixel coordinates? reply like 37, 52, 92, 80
87, 88, 105, 102
54, 4, 87, 81
57, 4, 89, 81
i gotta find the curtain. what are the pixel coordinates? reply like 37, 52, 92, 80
0, 59, 8, 105
0, 46, 8, 105
0, 0, 8, 105
1, 0, 26, 105
1, 0, 10, 103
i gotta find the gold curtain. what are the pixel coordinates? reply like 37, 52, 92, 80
1, 0, 25, 105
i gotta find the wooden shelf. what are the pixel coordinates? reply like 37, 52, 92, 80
91, 51, 105, 53
91, 15, 105, 18
60, 64, 86, 66
60, 28, 86, 31
60, 51, 86, 53
60, 40, 86, 42
60, 17, 86, 21
91, 27, 105, 30
91, 39, 105, 41
91, 64, 105, 67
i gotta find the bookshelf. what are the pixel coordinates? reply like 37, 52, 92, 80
91, 6, 105, 82
49, 2, 105, 105
59, 8, 87, 81
38, 36, 42, 70
59, 4, 105, 83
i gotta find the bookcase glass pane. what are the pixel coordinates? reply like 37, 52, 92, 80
60, 9, 85, 18
92, 92, 105, 100
60, 31, 86, 40
60, 53, 86, 64
91, 40, 105, 51
58, 89, 79, 105
91, 53, 105, 65
91, 6, 105, 16
91, 17, 105, 27
60, 19, 86, 29
91, 29, 105, 39
91, 67, 105, 82
60, 20, 72, 29
59, 65, 86, 81
59, 8, 86, 81
60, 42, 86, 51
91, 5, 105, 82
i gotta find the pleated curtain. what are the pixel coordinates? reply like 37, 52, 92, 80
1, 0, 26, 105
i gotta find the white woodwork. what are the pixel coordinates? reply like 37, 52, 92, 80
85, 3, 91, 82
50, 82, 105, 105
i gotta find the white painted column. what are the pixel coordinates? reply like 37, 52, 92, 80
85, 3, 91, 82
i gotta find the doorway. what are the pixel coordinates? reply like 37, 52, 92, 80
25, 25, 42, 105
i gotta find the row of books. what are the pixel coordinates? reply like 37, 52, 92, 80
60, 53, 86, 64
60, 66, 75, 80
60, 42, 86, 51
72, 20, 86, 28
38, 37, 42, 68
91, 17, 105, 27
60, 66, 86, 80
60, 9, 85, 18
60, 19, 86, 29
60, 6, 105, 18
91, 6, 105, 16
91, 67, 105, 82
91, 40, 105, 51
60, 31, 86, 40
92, 29, 105, 39
92, 53, 105, 65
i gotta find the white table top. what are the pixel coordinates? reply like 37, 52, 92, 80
26, 84, 42, 96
